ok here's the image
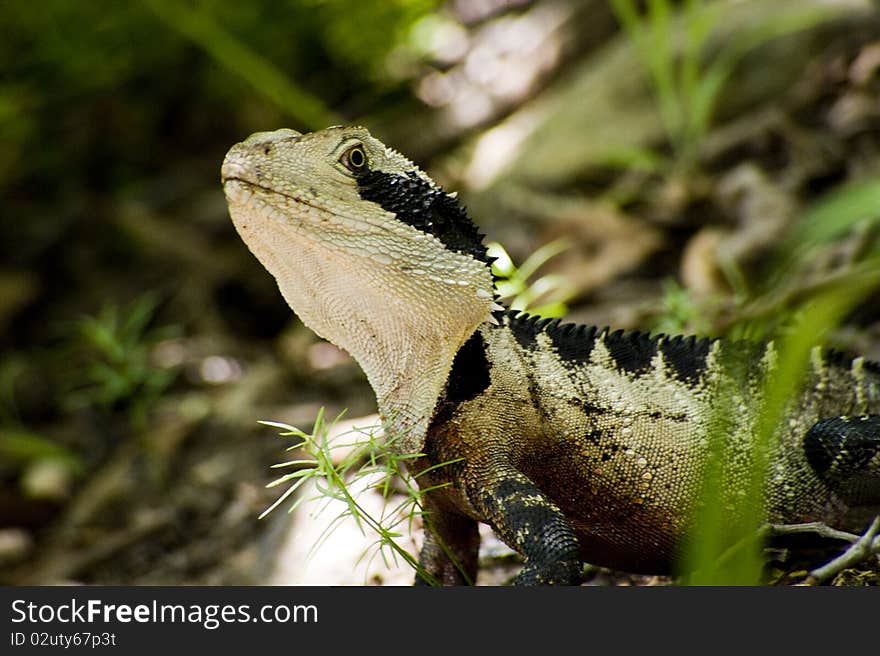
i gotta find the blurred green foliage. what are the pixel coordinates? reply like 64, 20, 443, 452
143, 0, 438, 128
787, 178, 880, 258
609, 0, 835, 172
488, 239, 576, 318
63, 294, 180, 431
2, 0, 879, 584
665, 174, 880, 583
0, 430, 83, 475
653, 278, 710, 337
0, 0, 441, 452
0, 0, 439, 271
0, 0, 452, 541
681, 272, 880, 585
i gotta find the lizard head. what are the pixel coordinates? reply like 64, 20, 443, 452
222, 126, 497, 452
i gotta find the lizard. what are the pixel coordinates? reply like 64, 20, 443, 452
221, 125, 880, 585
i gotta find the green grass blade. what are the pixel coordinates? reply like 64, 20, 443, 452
142, 0, 338, 130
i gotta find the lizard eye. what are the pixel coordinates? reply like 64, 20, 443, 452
339, 144, 368, 173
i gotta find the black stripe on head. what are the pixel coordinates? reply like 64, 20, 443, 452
357, 169, 488, 262
659, 335, 713, 386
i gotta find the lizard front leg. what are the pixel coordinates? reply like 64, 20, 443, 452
468, 466, 583, 585
415, 493, 480, 586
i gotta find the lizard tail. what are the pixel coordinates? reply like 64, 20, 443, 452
804, 415, 880, 505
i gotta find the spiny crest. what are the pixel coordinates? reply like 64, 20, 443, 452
507, 312, 566, 350
821, 346, 880, 377
506, 311, 720, 386
505, 310, 880, 395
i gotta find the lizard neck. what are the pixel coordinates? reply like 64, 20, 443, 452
236, 218, 493, 453
315, 275, 489, 454
221, 126, 499, 452
367, 319, 476, 455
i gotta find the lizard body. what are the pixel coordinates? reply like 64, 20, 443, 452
222, 126, 880, 584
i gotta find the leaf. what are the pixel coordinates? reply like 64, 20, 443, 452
0, 429, 83, 472
794, 178, 880, 247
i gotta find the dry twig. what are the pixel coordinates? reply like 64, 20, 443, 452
762, 518, 880, 585
802, 516, 880, 586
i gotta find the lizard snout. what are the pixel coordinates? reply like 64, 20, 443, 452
221, 129, 303, 183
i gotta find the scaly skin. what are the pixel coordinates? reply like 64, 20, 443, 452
222, 126, 880, 585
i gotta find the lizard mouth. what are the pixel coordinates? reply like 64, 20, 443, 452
223, 176, 410, 247
220, 144, 333, 215
222, 176, 332, 217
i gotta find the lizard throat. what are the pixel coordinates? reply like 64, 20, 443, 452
225, 183, 497, 453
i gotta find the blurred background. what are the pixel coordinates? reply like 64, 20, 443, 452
2, 0, 880, 585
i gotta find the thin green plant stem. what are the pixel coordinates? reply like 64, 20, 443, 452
257, 409, 470, 585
